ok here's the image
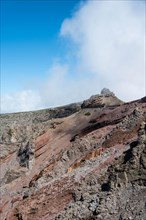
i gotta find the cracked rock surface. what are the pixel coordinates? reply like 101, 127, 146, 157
0, 94, 146, 220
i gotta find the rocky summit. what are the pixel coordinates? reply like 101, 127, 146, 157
0, 90, 146, 220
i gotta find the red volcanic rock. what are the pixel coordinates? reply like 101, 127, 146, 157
0, 95, 146, 220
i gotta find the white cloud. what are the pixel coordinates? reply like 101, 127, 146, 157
60, 0, 145, 101
1, 0, 145, 113
1, 90, 41, 113
1, 63, 99, 113
37, 63, 101, 109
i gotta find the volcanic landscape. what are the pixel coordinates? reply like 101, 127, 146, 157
0, 90, 146, 220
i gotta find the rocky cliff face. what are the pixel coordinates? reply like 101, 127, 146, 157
0, 93, 146, 220
81, 90, 123, 108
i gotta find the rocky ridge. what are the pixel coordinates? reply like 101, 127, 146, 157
0, 91, 146, 220
81, 89, 123, 108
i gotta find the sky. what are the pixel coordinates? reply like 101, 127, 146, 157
1, 0, 146, 113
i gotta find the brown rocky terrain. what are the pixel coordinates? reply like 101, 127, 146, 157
0, 91, 146, 220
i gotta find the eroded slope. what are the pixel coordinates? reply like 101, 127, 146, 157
0, 95, 146, 220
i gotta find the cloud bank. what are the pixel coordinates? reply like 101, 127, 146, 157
1, 0, 145, 113
60, 0, 145, 100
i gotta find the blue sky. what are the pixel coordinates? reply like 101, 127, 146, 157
1, 0, 145, 113
1, 0, 80, 94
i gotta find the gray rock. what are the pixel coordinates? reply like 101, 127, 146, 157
100, 88, 115, 96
